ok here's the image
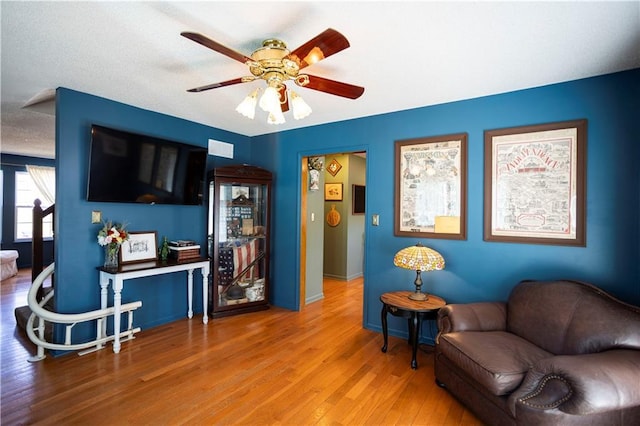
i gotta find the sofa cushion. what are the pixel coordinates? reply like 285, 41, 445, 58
507, 280, 640, 355
438, 331, 552, 396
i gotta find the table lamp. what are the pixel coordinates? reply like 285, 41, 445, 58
393, 242, 445, 301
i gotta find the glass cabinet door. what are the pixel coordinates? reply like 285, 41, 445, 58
208, 165, 271, 317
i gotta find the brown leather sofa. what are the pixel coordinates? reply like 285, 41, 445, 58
435, 279, 640, 425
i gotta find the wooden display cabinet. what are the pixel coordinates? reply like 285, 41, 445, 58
207, 165, 272, 318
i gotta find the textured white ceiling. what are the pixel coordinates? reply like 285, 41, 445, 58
2, 1, 639, 159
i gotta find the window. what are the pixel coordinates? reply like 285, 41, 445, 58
15, 171, 54, 240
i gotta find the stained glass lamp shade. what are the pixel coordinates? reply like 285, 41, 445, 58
393, 243, 445, 300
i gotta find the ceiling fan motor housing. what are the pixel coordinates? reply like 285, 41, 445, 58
249, 39, 300, 86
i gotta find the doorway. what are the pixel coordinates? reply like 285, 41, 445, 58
299, 152, 366, 309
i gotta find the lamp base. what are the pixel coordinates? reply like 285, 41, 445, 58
408, 292, 429, 301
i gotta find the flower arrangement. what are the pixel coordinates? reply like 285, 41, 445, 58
97, 221, 128, 268
97, 220, 129, 247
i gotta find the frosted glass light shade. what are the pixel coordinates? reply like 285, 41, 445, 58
267, 109, 286, 125
235, 89, 259, 119
259, 86, 280, 114
290, 91, 312, 120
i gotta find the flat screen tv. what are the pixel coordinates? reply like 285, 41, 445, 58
87, 124, 207, 205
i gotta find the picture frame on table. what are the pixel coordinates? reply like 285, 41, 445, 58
120, 231, 158, 264
483, 119, 587, 246
324, 183, 343, 201
394, 133, 468, 240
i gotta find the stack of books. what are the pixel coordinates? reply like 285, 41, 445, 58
168, 240, 201, 261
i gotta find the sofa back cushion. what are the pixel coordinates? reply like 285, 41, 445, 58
507, 280, 640, 355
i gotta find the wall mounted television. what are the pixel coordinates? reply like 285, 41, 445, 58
87, 124, 207, 205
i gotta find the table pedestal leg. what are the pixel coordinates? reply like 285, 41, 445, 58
113, 278, 123, 354
381, 304, 388, 353
98, 275, 109, 349
187, 269, 194, 318
201, 265, 209, 324
411, 313, 421, 369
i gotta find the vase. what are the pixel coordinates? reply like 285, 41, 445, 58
104, 244, 120, 269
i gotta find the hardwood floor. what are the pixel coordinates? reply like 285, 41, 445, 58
1, 270, 481, 425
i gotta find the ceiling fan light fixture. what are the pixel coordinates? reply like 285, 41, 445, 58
267, 109, 286, 125
182, 29, 363, 124
235, 88, 260, 119
290, 90, 312, 120
259, 86, 281, 113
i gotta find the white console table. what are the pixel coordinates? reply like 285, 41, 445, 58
98, 258, 210, 353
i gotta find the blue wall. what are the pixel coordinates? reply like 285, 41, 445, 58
254, 69, 640, 342
1, 154, 55, 268
55, 88, 251, 340
55, 69, 639, 347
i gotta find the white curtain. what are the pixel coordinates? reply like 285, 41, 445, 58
26, 165, 56, 205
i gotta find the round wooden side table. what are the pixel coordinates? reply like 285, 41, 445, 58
380, 290, 446, 369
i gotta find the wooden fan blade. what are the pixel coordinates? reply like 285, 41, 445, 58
181, 32, 253, 64
287, 28, 350, 70
302, 75, 365, 99
279, 86, 290, 112
187, 77, 246, 93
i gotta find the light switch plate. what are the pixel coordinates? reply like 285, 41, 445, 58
372, 214, 379, 226
91, 211, 102, 224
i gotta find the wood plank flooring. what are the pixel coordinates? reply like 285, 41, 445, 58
1, 270, 481, 425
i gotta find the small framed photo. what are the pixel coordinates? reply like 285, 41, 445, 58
325, 183, 343, 201
120, 231, 158, 264
326, 159, 342, 177
232, 186, 250, 200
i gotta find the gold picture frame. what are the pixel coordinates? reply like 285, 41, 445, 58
324, 183, 343, 201
326, 159, 342, 177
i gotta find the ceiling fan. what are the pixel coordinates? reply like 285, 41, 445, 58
181, 28, 365, 124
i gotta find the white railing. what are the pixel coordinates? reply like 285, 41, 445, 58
26, 263, 142, 362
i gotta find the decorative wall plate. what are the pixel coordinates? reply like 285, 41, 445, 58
326, 158, 342, 176
327, 204, 341, 227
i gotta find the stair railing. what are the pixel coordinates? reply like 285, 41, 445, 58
32, 199, 55, 300
26, 263, 143, 362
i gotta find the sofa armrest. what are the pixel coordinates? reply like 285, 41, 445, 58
511, 350, 640, 416
436, 302, 507, 334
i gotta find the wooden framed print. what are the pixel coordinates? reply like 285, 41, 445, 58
395, 133, 468, 240
484, 119, 586, 246
326, 159, 342, 177
120, 231, 158, 264
324, 183, 343, 201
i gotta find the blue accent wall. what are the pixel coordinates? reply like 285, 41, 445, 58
54, 69, 639, 348
254, 69, 640, 341
55, 88, 251, 342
